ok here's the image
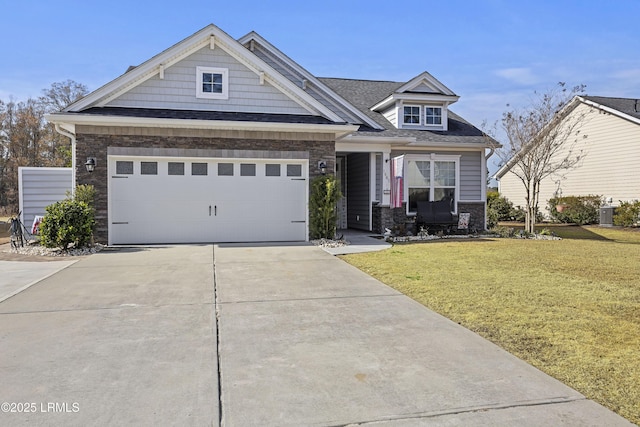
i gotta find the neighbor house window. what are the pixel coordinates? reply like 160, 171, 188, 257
403, 105, 421, 125
196, 66, 229, 100
425, 107, 442, 125
406, 156, 459, 214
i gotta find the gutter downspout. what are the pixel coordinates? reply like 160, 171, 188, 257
484, 147, 496, 230
54, 123, 77, 197
485, 147, 495, 160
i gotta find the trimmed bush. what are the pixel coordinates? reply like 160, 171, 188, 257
613, 201, 640, 227
487, 192, 526, 228
309, 175, 342, 240
39, 199, 95, 249
73, 184, 96, 208
548, 195, 602, 225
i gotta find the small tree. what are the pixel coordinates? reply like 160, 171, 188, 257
309, 175, 341, 239
490, 83, 592, 233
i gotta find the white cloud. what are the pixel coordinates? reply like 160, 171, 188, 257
610, 68, 640, 80
494, 67, 539, 86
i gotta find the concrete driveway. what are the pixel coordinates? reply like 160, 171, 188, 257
0, 244, 633, 426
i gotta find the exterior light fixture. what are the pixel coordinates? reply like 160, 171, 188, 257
318, 161, 327, 175
85, 157, 96, 173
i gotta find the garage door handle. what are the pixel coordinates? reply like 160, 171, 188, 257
209, 205, 211, 216
214, 205, 217, 216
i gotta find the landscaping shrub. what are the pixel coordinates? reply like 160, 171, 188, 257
486, 192, 526, 228
309, 175, 341, 239
39, 199, 95, 249
613, 200, 640, 227
548, 195, 602, 225
72, 184, 96, 208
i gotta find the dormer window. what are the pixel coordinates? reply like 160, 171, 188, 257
425, 107, 442, 125
398, 105, 445, 129
403, 106, 421, 125
196, 66, 229, 100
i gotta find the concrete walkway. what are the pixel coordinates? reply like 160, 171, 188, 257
0, 244, 633, 426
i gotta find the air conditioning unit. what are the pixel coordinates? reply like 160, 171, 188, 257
599, 206, 615, 227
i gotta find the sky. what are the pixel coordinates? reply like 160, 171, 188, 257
2, 0, 640, 175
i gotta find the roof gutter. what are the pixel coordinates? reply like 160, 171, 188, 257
46, 113, 359, 139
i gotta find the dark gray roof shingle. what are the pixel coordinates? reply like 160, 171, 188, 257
583, 96, 640, 120
77, 107, 340, 125
318, 77, 487, 144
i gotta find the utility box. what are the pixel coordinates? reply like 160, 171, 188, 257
599, 206, 615, 227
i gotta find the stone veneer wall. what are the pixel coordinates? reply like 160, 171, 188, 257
75, 126, 336, 243
373, 201, 486, 234
457, 202, 486, 232
372, 203, 410, 234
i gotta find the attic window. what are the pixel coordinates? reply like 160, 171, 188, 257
426, 107, 442, 125
196, 66, 228, 100
403, 106, 421, 125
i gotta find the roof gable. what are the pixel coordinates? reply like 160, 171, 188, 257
237, 31, 385, 130
370, 72, 460, 113
104, 44, 309, 115
65, 24, 344, 122
395, 71, 457, 96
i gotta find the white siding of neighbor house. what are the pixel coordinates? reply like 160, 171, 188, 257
19, 167, 73, 232
498, 102, 640, 213
106, 46, 310, 115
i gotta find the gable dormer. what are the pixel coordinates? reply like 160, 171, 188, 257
371, 72, 459, 131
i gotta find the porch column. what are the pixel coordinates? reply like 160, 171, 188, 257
381, 149, 391, 206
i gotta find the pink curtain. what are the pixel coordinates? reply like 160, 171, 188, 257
390, 155, 404, 208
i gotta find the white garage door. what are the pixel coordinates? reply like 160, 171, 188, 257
108, 156, 308, 244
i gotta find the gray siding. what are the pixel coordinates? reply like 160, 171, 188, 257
19, 168, 73, 231
375, 153, 382, 202
107, 46, 310, 115
346, 153, 370, 230
249, 43, 361, 123
460, 151, 483, 200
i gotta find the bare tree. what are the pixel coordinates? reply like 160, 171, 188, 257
490, 83, 592, 233
39, 80, 88, 112
0, 81, 88, 212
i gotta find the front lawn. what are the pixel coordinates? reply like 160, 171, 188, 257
342, 225, 640, 424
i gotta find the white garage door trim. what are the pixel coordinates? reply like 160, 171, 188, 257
108, 155, 309, 245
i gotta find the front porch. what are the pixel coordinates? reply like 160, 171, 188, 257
335, 145, 487, 235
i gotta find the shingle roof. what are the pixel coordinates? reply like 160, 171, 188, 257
77, 107, 339, 125
318, 77, 487, 144
582, 96, 640, 121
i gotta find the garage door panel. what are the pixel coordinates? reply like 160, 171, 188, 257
109, 157, 307, 244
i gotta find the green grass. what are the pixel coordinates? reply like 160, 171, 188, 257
342, 225, 640, 424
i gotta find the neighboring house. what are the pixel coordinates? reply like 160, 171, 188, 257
46, 24, 493, 245
496, 96, 640, 214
